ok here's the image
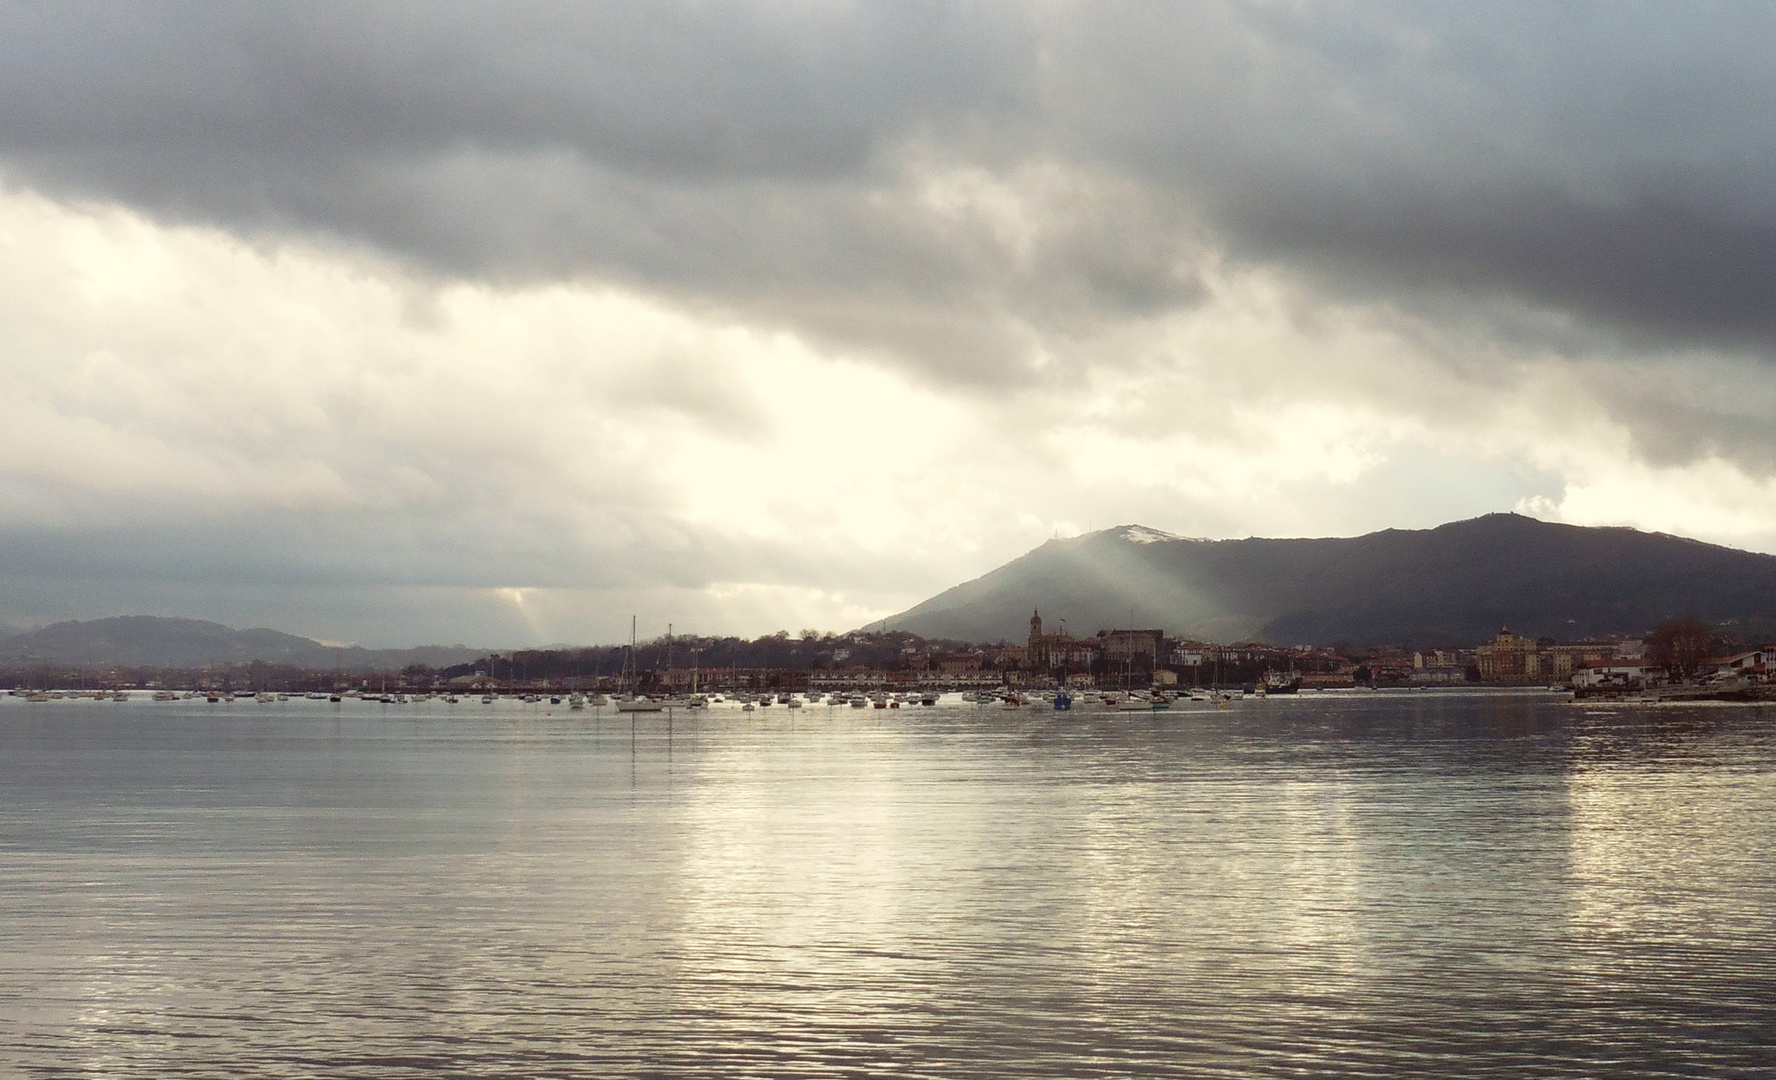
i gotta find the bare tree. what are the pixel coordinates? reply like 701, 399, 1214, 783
1647, 616, 1713, 679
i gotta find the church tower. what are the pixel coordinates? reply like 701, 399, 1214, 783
1030, 609, 1046, 669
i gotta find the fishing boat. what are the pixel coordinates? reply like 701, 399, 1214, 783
1263, 674, 1301, 694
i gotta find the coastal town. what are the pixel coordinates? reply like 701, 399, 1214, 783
2, 610, 1764, 703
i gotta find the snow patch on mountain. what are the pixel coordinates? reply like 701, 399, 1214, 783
1119, 525, 1185, 545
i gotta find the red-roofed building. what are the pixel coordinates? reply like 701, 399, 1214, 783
1712, 650, 1768, 679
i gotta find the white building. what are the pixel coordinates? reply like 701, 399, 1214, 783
1713, 650, 1768, 679
1572, 662, 1665, 690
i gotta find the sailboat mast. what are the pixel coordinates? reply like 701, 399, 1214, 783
624, 615, 637, 695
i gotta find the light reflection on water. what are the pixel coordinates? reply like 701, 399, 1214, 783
2, 692, 1774, 1076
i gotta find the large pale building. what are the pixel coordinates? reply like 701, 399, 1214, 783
1548, 642, 1618, 677
1475, 628, 1539, 680
1476, 628, 1619, 681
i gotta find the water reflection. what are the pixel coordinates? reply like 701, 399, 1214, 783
1557, 707, 1776, 1067
1, 694, 1773, 1076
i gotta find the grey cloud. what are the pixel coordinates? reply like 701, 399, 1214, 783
8, 0, 1776, 376
1056, 2, 1776, 353
1583, 354, 1776, 474
0, 2, 1026, 177
0, 2, 1187, 388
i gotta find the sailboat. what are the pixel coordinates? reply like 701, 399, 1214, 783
657, 623, 690, 708
685, 646, 707, 707
616, 616, 665, 712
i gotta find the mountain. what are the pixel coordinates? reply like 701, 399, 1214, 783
0, 616, 484, 671
884, 514, 1776, 647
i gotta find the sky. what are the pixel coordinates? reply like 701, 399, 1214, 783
4, 1, 1776, 647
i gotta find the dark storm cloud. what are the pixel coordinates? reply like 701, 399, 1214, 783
4, 1, 1776, 371
0, 2, 1023, 176
1056, 2, 1776, 354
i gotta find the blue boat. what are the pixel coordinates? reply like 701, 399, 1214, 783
1054, 691, 1072, 711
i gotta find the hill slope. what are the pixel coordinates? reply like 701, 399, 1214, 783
884, 514, 1776, 646
0, 616, 483, 671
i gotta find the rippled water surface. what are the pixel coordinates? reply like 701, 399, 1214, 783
3, 691, 1775, 1077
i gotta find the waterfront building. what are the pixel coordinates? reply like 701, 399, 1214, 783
1171, 644, 1207, 668
1065, 640, 1101, 669
1475, 630, 1623, 683
1713, 650, 1769, 679
1475, 628, 1540, 680
1102, 629, 1164, 668
1572, 661, 1666, 691
1547, 642, 1619, 678
1410, 649, 1470, 683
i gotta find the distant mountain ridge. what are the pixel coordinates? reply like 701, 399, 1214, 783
884, 513, 1776, 646
0, 616, 484, 671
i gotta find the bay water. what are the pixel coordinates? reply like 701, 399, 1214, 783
3, 691, 1773, 1076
